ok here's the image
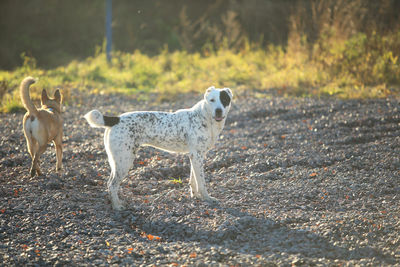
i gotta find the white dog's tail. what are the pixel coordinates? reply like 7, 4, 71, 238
84, 109, 120, 128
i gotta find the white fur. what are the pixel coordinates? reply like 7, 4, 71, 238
84, 87, 233, 210
84, 110, 105, 128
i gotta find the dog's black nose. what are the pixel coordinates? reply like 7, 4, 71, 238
215, 108, 222, 117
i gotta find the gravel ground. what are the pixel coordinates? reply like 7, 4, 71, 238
1, 92, 399, 266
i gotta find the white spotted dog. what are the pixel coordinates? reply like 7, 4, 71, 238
84, 87, 233, 210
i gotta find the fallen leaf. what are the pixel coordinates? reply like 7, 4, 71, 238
309, 172, 317, 177
189, 252, 197, 258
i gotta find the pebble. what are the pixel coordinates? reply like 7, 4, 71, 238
0, 94, 399, 265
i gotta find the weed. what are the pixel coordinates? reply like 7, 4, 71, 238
1, 28, 399, 113
170, 177, 183, 185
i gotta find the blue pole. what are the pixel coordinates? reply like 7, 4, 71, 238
106, 0, 112, 63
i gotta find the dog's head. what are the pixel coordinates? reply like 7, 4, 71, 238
204, 86, 233, 122
41, 89, 62, 113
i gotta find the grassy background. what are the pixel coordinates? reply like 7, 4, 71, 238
1, 0, 400, 112
1, 28, 399, 112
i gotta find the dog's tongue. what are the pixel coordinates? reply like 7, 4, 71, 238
215, 117, 223, 122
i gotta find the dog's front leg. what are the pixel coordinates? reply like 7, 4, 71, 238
189, 151, 217, 203
54, 135, 63, 173
189, 166, 198, 198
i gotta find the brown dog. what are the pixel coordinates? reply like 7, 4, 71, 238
20, 77, 63, 177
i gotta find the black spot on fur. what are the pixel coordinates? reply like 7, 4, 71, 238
30, 115, 35, 122
220, 91, 231, 107
104, 116, 120, 127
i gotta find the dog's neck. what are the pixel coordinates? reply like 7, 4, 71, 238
197, 100, 225, 145
42, 105, 61, 114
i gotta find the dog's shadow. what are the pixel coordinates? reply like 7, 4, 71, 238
114, 204, 395, 264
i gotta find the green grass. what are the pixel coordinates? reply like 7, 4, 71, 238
1, 30, 399, 113
170, 177, 183, 185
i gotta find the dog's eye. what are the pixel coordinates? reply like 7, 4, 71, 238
210, 99, 215, 102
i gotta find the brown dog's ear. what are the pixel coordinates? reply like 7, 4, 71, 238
54, 89, 62, 103
41, 89, 49, 104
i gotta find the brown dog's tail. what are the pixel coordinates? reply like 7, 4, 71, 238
20, 76, 38, 116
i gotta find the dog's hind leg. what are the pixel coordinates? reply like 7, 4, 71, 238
107, 152, 135, 210
105, 130, 137, 210
23, 121, 38, 175
25, 135, 38, 174
28, 140, 39, 176
31, 144, 47, 177
24, 131, 36, 158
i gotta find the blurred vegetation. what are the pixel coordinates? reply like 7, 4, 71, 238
0, 0, 399, 112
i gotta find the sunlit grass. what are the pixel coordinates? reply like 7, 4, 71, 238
1, 30, 399, 112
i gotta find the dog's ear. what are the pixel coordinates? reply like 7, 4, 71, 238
224, 88, 233, 99
41, 89, 49, 104
206, 86, 215, 94
54, 89, 62, 103
204, 86, 215, 100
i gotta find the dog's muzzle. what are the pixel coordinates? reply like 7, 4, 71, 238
214, 108, 224, 122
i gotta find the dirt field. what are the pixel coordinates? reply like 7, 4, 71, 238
1, 92, 399, 266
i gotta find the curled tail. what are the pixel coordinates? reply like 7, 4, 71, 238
84, 109, 120, 128
20, 76, 38, 116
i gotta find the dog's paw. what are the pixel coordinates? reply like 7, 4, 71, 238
204, 195, 219, 204
112, 201, 126, 211
196, 194, 219, 204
